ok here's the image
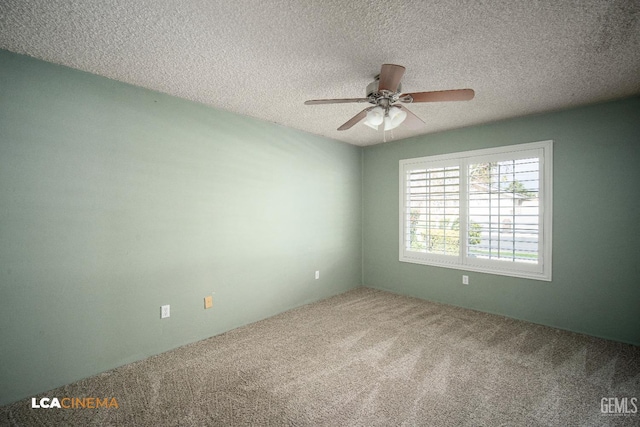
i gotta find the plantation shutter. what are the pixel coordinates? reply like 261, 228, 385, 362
467, 157, 540, 264
403, 163, 460, 258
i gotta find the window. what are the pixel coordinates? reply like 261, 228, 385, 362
399, 140, 552, 281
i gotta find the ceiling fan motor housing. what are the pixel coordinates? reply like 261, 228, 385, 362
366, 76, 402, 99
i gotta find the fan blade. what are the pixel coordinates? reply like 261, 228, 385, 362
378, 64, 406, 92
401, 89, 475, 103
337, 107, 374, 131
395, 105, 425, 129
304, 98, 370, 105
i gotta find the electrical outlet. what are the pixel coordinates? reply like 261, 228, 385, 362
161, 305, 170, 319
204, 295, 213, 309
462, 275, 469, 285
315, 270, 320, 280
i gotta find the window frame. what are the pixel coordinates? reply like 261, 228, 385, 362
399, 140, 553, 281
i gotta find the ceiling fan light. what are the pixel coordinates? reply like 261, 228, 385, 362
363, 121, 379, 130
365, 106, 384, 127
384, 106, 407, 131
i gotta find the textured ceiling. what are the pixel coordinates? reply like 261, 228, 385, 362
1, 0, 639, 146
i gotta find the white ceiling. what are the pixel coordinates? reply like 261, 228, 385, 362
1, 0, 639, 146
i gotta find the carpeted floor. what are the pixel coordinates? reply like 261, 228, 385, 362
1, 287, 638, 426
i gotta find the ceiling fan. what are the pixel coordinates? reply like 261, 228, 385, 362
304, 64, 474, 132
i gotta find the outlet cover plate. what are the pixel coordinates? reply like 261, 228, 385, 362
161, 305, 170, 318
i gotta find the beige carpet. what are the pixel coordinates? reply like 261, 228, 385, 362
1, 287, 638, 426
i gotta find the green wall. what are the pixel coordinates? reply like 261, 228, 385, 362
363, 96, 640, 346
0, 50, 362, 405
